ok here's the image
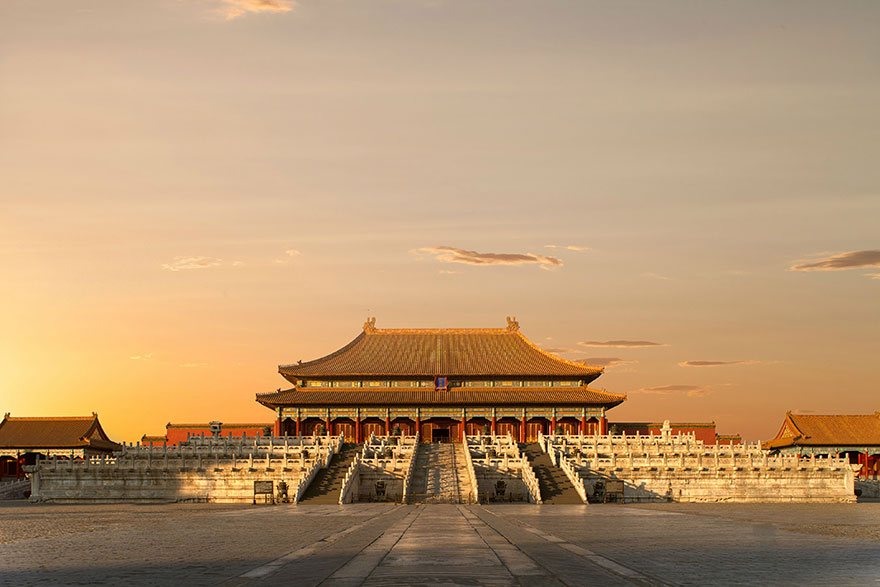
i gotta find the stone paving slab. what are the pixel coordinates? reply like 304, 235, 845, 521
484, 503, 880, 586
2, 501, 880, 586
362, 506, 513, 585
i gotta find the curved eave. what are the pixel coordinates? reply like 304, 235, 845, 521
279, 331, 367, 379
280, 370, 603, 383
0, 441, 92, 449
256, 387, 626, 410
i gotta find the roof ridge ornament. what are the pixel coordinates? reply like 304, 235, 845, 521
363, 316, 377, 333
506, 316, 519, 332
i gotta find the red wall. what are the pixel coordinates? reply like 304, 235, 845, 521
613, 422, 718, 444
716, 435, 743, 446
161, 424, 271, 446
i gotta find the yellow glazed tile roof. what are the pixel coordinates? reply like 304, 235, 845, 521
279, 319, 604, 379
0, 414, 118, 449
764, 412, 880, 448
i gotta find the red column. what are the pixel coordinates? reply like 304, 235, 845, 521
386, 416, 391, 436
326, 416, 332, 436
551, 415, 557, 436
461, 416, 467, 442
581, 415, 587, 435
355, 417, 361, 443
273, 417, 281, 437
491, 415, 497, 436
416, 416, 421, 442
519, 418, 526, 443
296, 416, 301, 436
599, 416, 608, 435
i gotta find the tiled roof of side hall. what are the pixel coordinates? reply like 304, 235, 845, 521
765, 412, 880, 448
255, 387, 626, 408
0, 413, 119, 449
278, 318, 604, 379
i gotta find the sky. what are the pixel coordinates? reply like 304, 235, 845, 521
1, 0, 878, 443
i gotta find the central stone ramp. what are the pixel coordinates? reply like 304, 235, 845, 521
521, 442, 584, 504
298, 443, 362, 504
406, 443, 472, 503
358, 505, 523, 585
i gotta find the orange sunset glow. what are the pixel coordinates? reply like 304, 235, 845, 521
1, 1, 878, 444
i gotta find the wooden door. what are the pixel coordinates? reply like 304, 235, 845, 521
333, 421, 355, 442
526, 421, 545, 442
496, 421, 517, 440
557, 420, 576, 436
362, 421, 385, 439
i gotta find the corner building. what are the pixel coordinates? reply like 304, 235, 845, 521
256, 318, 625, 443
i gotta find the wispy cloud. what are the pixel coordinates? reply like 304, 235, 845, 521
642, 272, 670, 280
274, 249, 303, 264
581, 357, 637, 369
130, 353, 153, 360
162, 256, 222, 272
678, 360, 759, 367
544, 245, 590, 251
415, 246, 562, 270
578, 340, 665, 348
792, 408, 816, 415
538, 349, 638, 370
631, 384, 712, 397
789, 250, 880, 278
180, 363, 207, 368
218, 0, 295, 20
541, 346, 574, 354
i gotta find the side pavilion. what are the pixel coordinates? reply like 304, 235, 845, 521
257, 318, 626, 443
0, 413, 121, 480
763, 411, 880, 479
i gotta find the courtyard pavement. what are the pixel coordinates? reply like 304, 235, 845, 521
1, 501, 879, 586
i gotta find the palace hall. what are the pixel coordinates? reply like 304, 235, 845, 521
256, 318, 625, 443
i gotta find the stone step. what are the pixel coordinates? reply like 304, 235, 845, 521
407, 443, 471, 504
521, 442, 584, 504
298, 443, 362, 504
0, 479, 30, 500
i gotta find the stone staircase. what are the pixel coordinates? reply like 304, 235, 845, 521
0, 479, 30, 500
298, 443, 361, 504
407, 443, 473, 504
521, 442, 584, 504
453, 443, 475, 503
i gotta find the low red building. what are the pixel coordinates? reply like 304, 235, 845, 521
611, 421, 741, 445
141, 422, 272, 446
0, 413, 120, 479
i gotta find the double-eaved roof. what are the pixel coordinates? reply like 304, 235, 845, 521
259, 319, 626, 409
0, 413, 120, 452
763, 412, 880, 450
279, 318, 604, 380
